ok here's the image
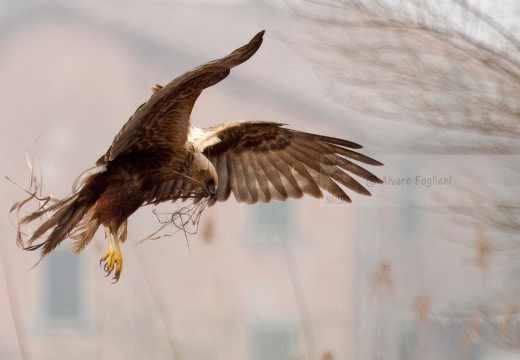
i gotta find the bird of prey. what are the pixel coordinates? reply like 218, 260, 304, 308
17, 30, 382, 281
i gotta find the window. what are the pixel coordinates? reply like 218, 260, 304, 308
250, 322, 298, 360
36, 248, 91, 332
245, 201, 301, 245
46, 249, 80, 318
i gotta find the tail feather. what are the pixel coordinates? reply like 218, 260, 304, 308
23, 192, 94, 256
69, 209, 100, 254
20, 194, 75, 225
18, 164, 107, 257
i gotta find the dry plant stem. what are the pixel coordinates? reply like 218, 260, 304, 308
281, 236, 316, 360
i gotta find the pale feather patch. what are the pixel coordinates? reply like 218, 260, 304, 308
72, 165, 107, 193
188, 126, 222, 151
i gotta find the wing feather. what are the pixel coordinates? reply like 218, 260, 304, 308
256, 153, 288, 200
283, 145, 369, 196
289, 138, 381, 179
226, 153, 242, 203
196, 121, 381, 205
239, 151, 259, 204
320, 141, 383, 166
144, 177, 208, 206
278, 152, 322, 198
143, 121, 381, 206
265, 152, 304, 200
246, 151, 271, 203
96, 31, 265, 165
215, 155, 232, 202
315, 164, 352, 201
230, 152, 250, 203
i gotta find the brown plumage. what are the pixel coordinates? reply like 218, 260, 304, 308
17, 30, 383, 282
144, 121, 383, 206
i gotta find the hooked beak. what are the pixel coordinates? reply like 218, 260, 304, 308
206, 179, 217, 198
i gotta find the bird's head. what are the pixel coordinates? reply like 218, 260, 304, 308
190, 150, 218, 199
205, 168, 217, 198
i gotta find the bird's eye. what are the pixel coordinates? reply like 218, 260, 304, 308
206, 178, 217, 197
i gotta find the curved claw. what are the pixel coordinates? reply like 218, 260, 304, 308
99, 251, 122, 282
102, 227, 123, 283
103, 263, 111, 276
112, 274, 120, 284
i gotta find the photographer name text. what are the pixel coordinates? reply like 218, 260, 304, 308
370, 175, 453, 188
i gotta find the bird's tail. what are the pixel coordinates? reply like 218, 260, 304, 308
21, 192, 99, 256
20, 165, 106, 257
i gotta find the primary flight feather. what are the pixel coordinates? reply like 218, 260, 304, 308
16, 30, 383, 281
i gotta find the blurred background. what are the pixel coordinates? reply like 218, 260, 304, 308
1, 0, 519, 359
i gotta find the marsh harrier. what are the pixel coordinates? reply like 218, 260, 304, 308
17, 30, 382, 281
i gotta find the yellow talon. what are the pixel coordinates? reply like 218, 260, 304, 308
114, 255, 123, 281
100, 226, 124, 282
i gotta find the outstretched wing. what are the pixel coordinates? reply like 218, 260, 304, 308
144, 121, 383, 205
97, 31, 265, 165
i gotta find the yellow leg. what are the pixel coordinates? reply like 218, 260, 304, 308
100, 226, 124, 282
113, 230, 123, 281
100, 227, 115, 264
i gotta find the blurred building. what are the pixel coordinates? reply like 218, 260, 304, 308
0, 2, 374, 359
1, 1, 512, 360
